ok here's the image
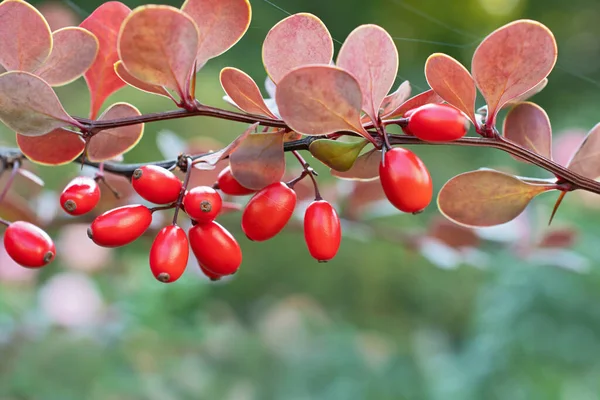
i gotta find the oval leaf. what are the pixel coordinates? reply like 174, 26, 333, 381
114, 60, 171, 98
262, 13, 333, 84
181, 0, 251, 66
87, 102, 144, 162
502, 102, 552, 161
567, 123, 600, 179
331, 149, 381, 181
276, 65, 369, 138
438, 170, 551, 227
385, 89, 443, 119
0, 71, 79, 136
336, 25, 398, 123
0, 0, 52, 72
220, 67, 276, 118
17, 128, 85, 165
118, 5, 199, 97
35, 27, 99, 86
309, 138, 368, 172
229, 131, 285, 190
425, 53, 476, 124
193, 123, 256, 170
471, 20, 557, 125
380, 81, 411, 118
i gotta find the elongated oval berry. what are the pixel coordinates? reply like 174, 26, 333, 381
406, 104, 469, 142
217, 166, 256, 196
131, 165, 182, 204
189, 221, 242, 276
304, 200, 341, 262
60, 176, 100, 216
149, 225, 189, 283
88, 205, 152, 247
198, 264, 223, 281
241, 182, 297, 241
379, 148, 432, 213
183, 186, 222, 223
3, 221, 55, 268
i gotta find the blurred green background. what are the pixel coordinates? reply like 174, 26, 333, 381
2, 0, 600, 399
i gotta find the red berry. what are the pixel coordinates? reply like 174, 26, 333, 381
241, 182, 296, 241
189, 221, 242, 276
379, 148, 432, 213
149, 225, 189, 283
304, 200, 341, 262
183, 186, 222, 223
198, 264, 223, 281
406, 104, 469, 142
88, 204, 152, 247
60, 176, 100, 216
3, 221, 55, 268
217, 166, 256, 196
131, 165, 182, 204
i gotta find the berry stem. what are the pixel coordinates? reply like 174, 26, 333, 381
172, 157, 193, 225
95, 175, 121, 199
0, 218, 9, 227
0, 160, 19, 205
291, 151, 321, 200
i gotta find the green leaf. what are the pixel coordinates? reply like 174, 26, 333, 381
309, 138, 367, 172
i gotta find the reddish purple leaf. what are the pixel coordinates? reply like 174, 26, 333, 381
229, 131, 285, 190
336, 25, 398, 123
380, 81, 411, 118
428, 217, 479, 249
220, 67, 276, 118
471, 20, 557, 126
118, 6, 199, 98
87, 102, 144, 162
331, 149, 381, 181
0, 0, 52, 72
567, 123, 600, 179
262, 13, 333, 83
502, 102, 552, 161
16, 128, 85, 165
181, 0, 251, 67
385, 89, 444, 119
0, 71, 80, 136
34, 27, 99, 86
425, 53, 476, 124
538, 227, 577, 249
80, 2, 131, 119
193, 123, 256, 170
114, 60, 171, 98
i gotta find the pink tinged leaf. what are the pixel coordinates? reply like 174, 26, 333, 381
193, 123, 256, 170
505, 78, 548, 107
0, 0, 52, 72
380, 81, 411, 118
118, 5, 199, 98
220, 67, 277, 118
87, 102, 144, 162
80, 1, 131, 119
553, 129, 587, 167
34, 27, 99, 86
567, 123, 600, 179
502, 102, 552, 161
0, 71, 80, 136
471, 20, 557, 126
336, 24, 399, 123
229, 131, 286, 190
424, 53, 477, 124
262, 13, 334, 83
385, 89, 443, 119
114, 60, 171, 98
276, 65, 371, 139
17, 168, 44, 187
437, 169, 553, 227
16, 128, 85, 165
331, 149, 381, 181
181, 0, 251, 66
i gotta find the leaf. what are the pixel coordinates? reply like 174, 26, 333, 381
0, 71, 79, 136
428, 217, 479, 249
336, 25, 399, 123
181, 0, 251, 67
193, 123, 255, 170
0, 0, 52, 72
380, 81, 411, 118
567, 123, 600, 179
437, 169, 552, 227
471, 20, 557, 125
80, 1, 131, 119
220, 67, 276, 118
276, 65, 370, 138
538, 227, 577, 249
229, 131, 285, 190
424, 53, 477, 124
87, 102, 144, 162
118, 5, 199, 97
16, 128, 85, 165
505, 78, 548, 106
331, 149, 381, 181
114, 60, 171, 98
262, 13, 333, 83
17, 168, 44, 187
502, 102, 552, 161
34, 27, 99, 86
309, 138, 368, 172
385, 89, 443, 119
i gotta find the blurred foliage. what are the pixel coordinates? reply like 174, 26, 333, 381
2, 0, 600, 399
